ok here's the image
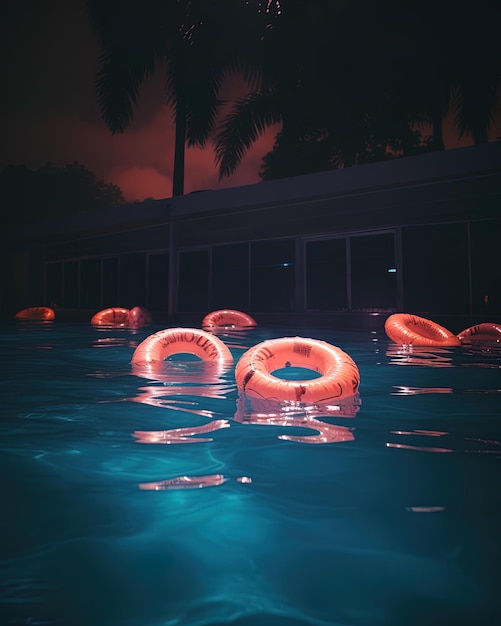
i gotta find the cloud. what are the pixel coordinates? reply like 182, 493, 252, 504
109, 166, 172, 202
5, 0, 497, 207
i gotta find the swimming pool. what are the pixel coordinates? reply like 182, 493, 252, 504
2, 320, 500, 626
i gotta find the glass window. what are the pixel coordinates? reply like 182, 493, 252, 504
102, 257, 119, 308
63, 261, 79, 308
120, 253, 146, 308
402, 223, 469, 314
212, 244, 249, 311
46, 262, 62, 309
148, 253, 169, 311
80, 259, 102, 310
250, 240, 295, 312
306, 239, 347, 310
470, 219, 501, 315
351, 233, 396, 311
178, 250, 209, 312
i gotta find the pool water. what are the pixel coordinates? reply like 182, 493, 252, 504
1, 321, 500, 626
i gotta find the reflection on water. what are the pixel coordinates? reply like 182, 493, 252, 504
204, 327, 259, 351
387, 428, 501, 455
92, 335, 141, 349
133, 419, 231, 444
392, 385, 453, 395
234, 392, 360, 444
386, 442, 454, 453
128, 358, 361, 446
406, 506, 446, 513
129, 360, 234, 413
387, 342, 501, 369
138, 473, 229, 490
131, 358, 234, 383
128, 383, 226, 415
386, 343, 456, 367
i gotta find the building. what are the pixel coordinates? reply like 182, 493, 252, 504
2, 141, 500, 329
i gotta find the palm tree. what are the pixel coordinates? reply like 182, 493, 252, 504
214, 0, 420, 179
214, 0, 501, 180
214, 0, 342, 178
87, 0, 254, 197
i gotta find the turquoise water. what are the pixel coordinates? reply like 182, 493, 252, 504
1, 321, 500, 626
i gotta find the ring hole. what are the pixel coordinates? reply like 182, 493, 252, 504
166, 353, 203, 362
271, 366, 322, 381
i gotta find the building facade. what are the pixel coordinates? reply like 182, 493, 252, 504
2, 142, 500, 327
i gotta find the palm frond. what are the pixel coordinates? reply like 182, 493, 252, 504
87, 0, 172, 133
452, 75, 501, 142
214, 89, 282, 178
95, 47, 157, 134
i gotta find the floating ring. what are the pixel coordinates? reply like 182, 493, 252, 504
91, 307, 130, 327
131, 327, 234, 365
384, 313, 460, 346
15, 306, 55, 321
202, 309, 257, 329
235, 336, 360, 403
457, 322, 501, 343
128, 306, 152, 328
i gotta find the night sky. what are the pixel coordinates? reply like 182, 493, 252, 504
1, 0, 280, 202
1, 0, 499, 203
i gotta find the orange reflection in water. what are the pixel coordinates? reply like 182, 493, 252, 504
133, 419, 230, 444
131, 359, 233, 383
387, 429, 501, 455
386, 442, 454, 453
128, 359, 233, 415
391, 429, 448, 437
128, 383, 226, 416
139, 473, 228, 490
386, 344, 454, 368
387, 428, 452, 453
406, 506, 446, 513
92, 336, 140, 349
129, 359, 234, 443
234, 392, 360, 444
391, 386, 453, 395
204, 327, 259, 351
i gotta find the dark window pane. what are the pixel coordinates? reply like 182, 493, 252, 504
63, 261, 79, 308
250, 240, 295, 312
351, 233, 396, 311
103, 258, 119, 307
120, 253, 146, 308
81, 259, 101, 310
46, 263, 62, 309
212, 244, 249, 310
45, 240, 79, 262
306, 239, 347, 310
178, 250, 209, 312
470, 219, 501, 315
148, 253, 169, 311
403, 223, 469, 314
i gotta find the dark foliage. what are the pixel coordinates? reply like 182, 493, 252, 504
1, 161, 125, 228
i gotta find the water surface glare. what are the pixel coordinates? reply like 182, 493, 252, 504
1, 321, 500, 626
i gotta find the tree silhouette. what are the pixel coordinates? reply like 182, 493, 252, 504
214, 0, 501, 180
1, 162, 124, 228
87, 0, 264, 197
87, 1, 501, 188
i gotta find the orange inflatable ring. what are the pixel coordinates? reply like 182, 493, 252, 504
202, 309, 257, 329
131, 327, 234, 365
235, 336, 360, 403
91, 307, 130, 327
128, 306, 152, 328
457, 322, 501, 343
15, 306, 55, 321
385, 313, 460, 346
